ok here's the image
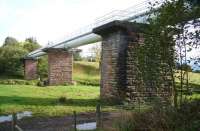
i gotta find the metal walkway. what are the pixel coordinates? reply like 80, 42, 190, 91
27, 0, 159, 58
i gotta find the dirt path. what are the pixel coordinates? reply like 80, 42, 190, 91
0, 112, 120, 131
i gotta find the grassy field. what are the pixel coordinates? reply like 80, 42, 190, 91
73, 61, 100, 86
0, 61, 199, 117
0, 85, 100, 116
0, 61, 101, 116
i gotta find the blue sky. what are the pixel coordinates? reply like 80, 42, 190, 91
0, 0, 145, 47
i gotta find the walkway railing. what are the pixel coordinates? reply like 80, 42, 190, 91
27, 0, 161, 57
51, 0, 152, 45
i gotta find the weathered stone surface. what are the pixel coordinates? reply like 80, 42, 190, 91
24, 58, 37, 80
93, 20, 172, 104
45, 49, 73, 85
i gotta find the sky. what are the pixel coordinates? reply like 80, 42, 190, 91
0, 0, 147, 55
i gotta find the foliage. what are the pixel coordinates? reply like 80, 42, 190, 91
176, 63, 192, 71
116, 99, 200, 131
22, 37, 41, 52
73, 51, 83, 61
0, 37, 41, 77
37, 56, 48, 80
3, 37, 18, 47
0, 45, 28, 77
89, 43, 101, 62
136, 0, 200, 106
0, 79, 37, 85
58, 96, 68, 103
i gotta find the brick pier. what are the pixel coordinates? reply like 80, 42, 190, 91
93, 20, 172, 103
44, 48, 73, 85
24, 58, 38, 80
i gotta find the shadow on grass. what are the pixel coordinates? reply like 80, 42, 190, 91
176, 82, 200, 89
0, 96, 100, 107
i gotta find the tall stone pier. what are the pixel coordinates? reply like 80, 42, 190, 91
93, 20, 172, 103
24, 58, 38, 80
44, 48, 73, 85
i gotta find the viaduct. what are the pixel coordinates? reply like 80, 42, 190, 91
24, 0, 172, 103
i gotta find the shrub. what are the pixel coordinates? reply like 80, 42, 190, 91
0, 79, 37, 85
37, 81, 45, 87
116, 99, 200, 131
58, 96, 67, 103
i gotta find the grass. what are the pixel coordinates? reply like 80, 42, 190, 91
0, 85, 100, 116
0, 61, 199, 117
0, 62, 102, 117
73, 61, 100, 86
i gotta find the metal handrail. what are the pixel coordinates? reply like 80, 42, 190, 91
27, 0, 160, 57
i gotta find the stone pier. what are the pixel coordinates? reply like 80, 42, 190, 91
44, 48, 73, 85
93, 20, 172, 103
24, 58, 38, 80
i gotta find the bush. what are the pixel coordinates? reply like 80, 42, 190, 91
37, 56, 48, 80
0, 79, 37, 85
0, 45, 28, 76
58, 96, 67, 103
116, 99, 200, 131
37, 81, 45, 87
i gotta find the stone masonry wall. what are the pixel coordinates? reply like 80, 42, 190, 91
126, 34, 172, 104
100, 31, 128, 102
47, 50, 73, 85
94, 21, 172, 104
24, 59, 37, 80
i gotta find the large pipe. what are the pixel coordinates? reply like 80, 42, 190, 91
27, 33, 102, 58
27, 1, 152, 58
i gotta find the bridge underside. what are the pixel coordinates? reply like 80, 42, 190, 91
24, 21, 172, 103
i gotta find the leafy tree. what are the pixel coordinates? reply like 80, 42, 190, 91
177, 63, 192, 72
89, 43, 101, 62
0, 45, 28, 77
0, 37, 41, 78
23, 37, 41, 52
3, 37, 18, 47
37, 56, 48, 80
73, 51, 82, 61
136, 0, 200, 106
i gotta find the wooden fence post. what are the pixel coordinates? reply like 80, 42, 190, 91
73, 111, 77, 131
12, 113, 17, 131
96, 103, 102, 128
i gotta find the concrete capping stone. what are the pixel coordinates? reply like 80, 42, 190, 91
93, 20, 147, 36
43, 48, 81, 53
23, 57, 37, 61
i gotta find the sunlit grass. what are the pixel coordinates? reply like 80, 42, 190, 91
0, 85, 100, 116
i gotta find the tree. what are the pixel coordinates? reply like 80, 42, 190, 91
37, 56, 48, 80
3, 37, 18, 47
90, 43, 101, 62
0, 37, 41, 77
0, 45, 28, 77
177, 63, 192, 72
136, 0, 200, 106
23, 37, 41, 52
73, 50, 83, 61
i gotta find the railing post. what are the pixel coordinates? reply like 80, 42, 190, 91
73, 111, 77, 131
12, 113, 17, 131
96, 103, 102, 128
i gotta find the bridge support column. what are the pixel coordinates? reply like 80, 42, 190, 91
93, 21, 172, 103
44, 48, 73, 85
24, 58, 38, 80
